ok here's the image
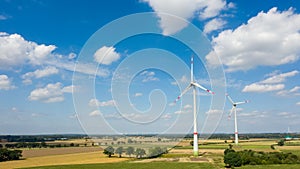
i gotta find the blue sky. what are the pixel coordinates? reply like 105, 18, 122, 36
0, 0, 300, 135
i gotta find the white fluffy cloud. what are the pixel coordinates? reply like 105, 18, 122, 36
94, 46, 120, 65
276, 86, 300, 96
134, 93, 143, 97
28, 82, 74, 103
205, 109, 223, 115
0, 32, 110, 78
0, 74, 15, 90
142, 0, 228, 35
174, 104, 192, 114
88, 98, 116, 107
61, 85, 79, 93
296, 102, 300, 106
261, 70, 299, 84
89, 110, 101, 117
243, 84, 284, 93
278, 112, 298, 119
207, 7, 300, 72
243, 70, 298, 93
140, 71, 159, 82
203, 18, 226, 34
0, 32, 56, 69
22, 66, 59, 84
198, 0, 227, 19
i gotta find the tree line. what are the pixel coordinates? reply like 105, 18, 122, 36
224, 145, 300, 168
103, 146, 168, 158
0, 134, 87, 142
1, 142, 81, 149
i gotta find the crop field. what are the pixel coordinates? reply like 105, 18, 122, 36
0, 149, 128, 169
1, 138, 300, 169
22, 147, 101, 158
22, 162, 215, 169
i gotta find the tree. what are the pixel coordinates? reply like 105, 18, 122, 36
8, 150, 22, 160
270, 144, 275, 150
0, 148, 22, 162
115, 147, 123, 158
40, 141, 47, 148
224, 151, 242, 168
103, 146, 114, 157
126, 147, 134, 157
148, 147, 167, 158
224, 148, 235, 155
278, 139, 285, 146
135, 148, 146, 159
127, 139, 133, 144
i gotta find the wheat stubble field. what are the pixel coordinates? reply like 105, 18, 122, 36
0, 147, 128, 169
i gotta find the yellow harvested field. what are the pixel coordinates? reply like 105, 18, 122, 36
277, 146, 300, 151
22, 147, 101, 158
0, 151, 128, 169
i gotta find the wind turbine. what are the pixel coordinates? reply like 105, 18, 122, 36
174, 56, 215, 156
226, 93, 249, 145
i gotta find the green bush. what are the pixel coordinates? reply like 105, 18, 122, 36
224, 149, 300, 167
148, 147, 167, 158
224, 151, 242, 168
277, 139, 285, 146
270, 144, 275, 150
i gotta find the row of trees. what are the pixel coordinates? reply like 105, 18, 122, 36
2, 142, 81, 149
103, 146, 167, 158
0, 148, 22, 162
224, 147, 300, 168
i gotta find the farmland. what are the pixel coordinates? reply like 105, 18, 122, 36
0, 148, 128, 169
1, 136, 300, 169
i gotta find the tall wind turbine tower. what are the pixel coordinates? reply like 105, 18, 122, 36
226, 94, 249, 145
174, 56, 214, 156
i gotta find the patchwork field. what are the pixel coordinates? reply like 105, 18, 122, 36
1, 138, 300, 169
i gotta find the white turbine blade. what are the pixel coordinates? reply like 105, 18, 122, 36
226, 93, 235, 105
191, 55, 194, 82
228, 107, 234, 120
235, 100, 250, 105
192, 82, 215, 95
174, 84, 192, 103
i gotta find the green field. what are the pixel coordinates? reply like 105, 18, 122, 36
22, 162, 214, 169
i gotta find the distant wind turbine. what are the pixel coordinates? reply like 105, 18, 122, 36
174, 56, 215, 156
226, 93, 249, 145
